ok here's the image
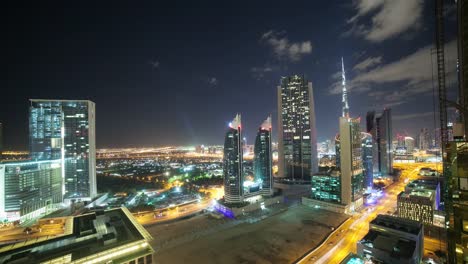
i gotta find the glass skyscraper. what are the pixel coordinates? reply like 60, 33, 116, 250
376, 108, 393, 175
254, 116, 273, 196
0, 159, 62, 222
29, 100, 96, 201
277, 75, 318, 183
223, 114, 244, 204
338, 117, 364, 207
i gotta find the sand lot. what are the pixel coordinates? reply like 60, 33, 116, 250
147, 205, 348, 264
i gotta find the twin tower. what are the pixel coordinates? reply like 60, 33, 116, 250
223, 114, 273, 204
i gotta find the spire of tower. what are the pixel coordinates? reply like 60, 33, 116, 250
341, 57, 349, 118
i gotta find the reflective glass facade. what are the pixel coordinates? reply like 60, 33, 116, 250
376, 109, 393, 175
254, 117, 273, 196
0, 160, 62, 222
30, 100, 96, 200
277, 75, 318, 182
223, 114, 243, 203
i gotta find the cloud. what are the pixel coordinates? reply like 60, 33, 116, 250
393, 111, 434, 121
208, 77, 218, 86
149, 60, 160, 69
261, 30, 312, 62
250, 65, 275, 80
329, 39, 458, 106
353, 56, 382, 71
347, 0, 424, 42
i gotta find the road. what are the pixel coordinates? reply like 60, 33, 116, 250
298, 163, 440, 264
135, 199, 212, 226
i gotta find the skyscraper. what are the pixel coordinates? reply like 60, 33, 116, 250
254, 116, 273, 196
404, 136, 415, 154
277, 75, 318, 182
29, 100, 96, 201
338, 117, 364, 207
419, 128, 430, 151
459, 0, 468, 137
376, 108, 393, 175
0, 122, 3, 161
223, 114, 244, 204
361, 132, 373, 190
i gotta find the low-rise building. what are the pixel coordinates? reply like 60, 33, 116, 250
397, 190, 434, 225
357, 214, 423, 264
0, 207, 155, 263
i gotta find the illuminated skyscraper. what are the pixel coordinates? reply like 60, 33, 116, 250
223, 114, 244, 203
277, 75, 318, 182
341, 57, 350, 118
404, 136, 415, 154
254, 116, 273, 196
338, 117, 364, 207
29, 100, 96, 201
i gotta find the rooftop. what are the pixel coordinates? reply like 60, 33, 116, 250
0, 207, 153, 263
406, 179, 439, 191
370, 214, 422, 235
359, 229, 416, 259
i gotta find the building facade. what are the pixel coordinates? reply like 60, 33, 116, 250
338, 117, 364, 208
29, 99, 96, 201
0, 160, 62, 222
223, 114, 244, 204
254, 116, 273, 196
376, 108, 393, 175
361, 132, 373, 190
310, 170, 341, 203
277, 75, 318, 182
397, 190, 434, 225
446, 141, 468, 263
405, 136, 415, 154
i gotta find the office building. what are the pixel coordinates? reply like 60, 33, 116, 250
459, 0, 468, 137
0, 207, 155, 263
361, 132, 373, 189
223, 114, 244, 204
419, 128, 430, 151
405, 179, 440, 210
397, 190, 434, 225
376, 108, 393, 175
277, 75, 318, 182
29, 99, 96, 201
404, 136, 415, 154
0, 159, 62, 222
357, 214, 424, 264
446, 141, 468, 263
254, 116, 273, 196
337, 117, 364, 208
310, 169, 341, 203
366, 111, 379, 175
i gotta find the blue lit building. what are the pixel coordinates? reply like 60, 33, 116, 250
30, 99, 96, 201
254, 116, 273, 196
223, 114, 244, 204
310, 170, 341, 203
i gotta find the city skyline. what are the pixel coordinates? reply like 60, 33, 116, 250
3, 1, 459, 150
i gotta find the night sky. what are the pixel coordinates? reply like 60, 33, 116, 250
3, 1, 459, 150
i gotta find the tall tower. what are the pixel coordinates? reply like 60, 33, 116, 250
376, 108, 393, 175
254, 115, 273, 196
277, 75, 318, 182
342, 57, 350, 118
338, 117, 364, 206
29, 100, 97, 201
223, 114, 244, 204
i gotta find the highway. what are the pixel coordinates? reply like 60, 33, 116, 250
297, 163, 440, 264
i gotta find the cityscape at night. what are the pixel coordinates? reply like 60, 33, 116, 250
2, 0, 468, 263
